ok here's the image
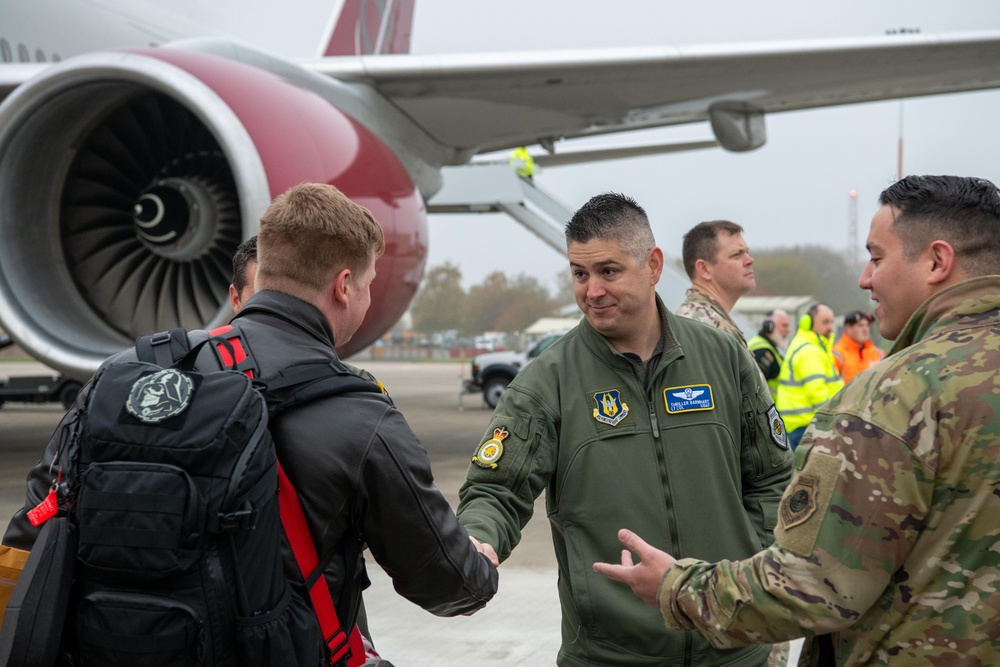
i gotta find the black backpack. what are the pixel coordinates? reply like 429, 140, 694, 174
12, 327, 380, 666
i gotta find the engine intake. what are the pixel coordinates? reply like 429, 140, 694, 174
0, 48, 426, 381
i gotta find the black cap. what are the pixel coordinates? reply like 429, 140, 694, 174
844, 311, 874, 325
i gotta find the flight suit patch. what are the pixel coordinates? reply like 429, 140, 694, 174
592, 389, 629, 426
768, 406, 788, 449
663, 384, 714, 413
472, 426, 509, 469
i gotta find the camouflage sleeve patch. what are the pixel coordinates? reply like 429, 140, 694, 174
774, 450, 841, 557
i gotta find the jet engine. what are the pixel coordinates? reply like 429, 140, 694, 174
0, 48, 427, 381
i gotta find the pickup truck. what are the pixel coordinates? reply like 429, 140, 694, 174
463, 331, 565, 408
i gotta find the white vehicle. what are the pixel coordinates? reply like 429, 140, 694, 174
464, 332, 565, 408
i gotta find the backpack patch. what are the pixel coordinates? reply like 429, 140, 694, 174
125, 368, 194, 422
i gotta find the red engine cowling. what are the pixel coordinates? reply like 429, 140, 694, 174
0, 48, 427, 380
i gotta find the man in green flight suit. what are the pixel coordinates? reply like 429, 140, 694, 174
457, 192, 792, 666
594, 175, 1000, 666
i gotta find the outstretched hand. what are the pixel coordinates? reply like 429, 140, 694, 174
470, 536, 500, 568
593, 528, 676, 606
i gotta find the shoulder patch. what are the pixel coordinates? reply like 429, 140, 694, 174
663, 384, 714, 413
592, 389, 629, 426
775, 451, 842, 557
768, 406, 788, 449
472, 426, 509, 469
780, 473, 819, 529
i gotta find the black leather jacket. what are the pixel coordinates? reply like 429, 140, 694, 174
4, 290, 497, 627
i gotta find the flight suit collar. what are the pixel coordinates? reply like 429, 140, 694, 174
578, 294, 683, 373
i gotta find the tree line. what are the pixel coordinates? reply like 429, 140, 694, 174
410, 246, 875, 336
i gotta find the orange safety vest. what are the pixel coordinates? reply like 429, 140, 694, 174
832, 336, 885, 384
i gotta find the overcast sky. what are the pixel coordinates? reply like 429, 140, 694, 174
404, 1, 1000, 291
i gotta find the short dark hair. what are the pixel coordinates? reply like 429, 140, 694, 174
681, 220, 744, 279
565, 192, 654, 261
878, 175, 1000, 276
231, 235, 258, 295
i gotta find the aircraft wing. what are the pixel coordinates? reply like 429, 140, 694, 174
304, 31, 1000, 156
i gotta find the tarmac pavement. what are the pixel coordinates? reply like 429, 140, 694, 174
0, 359, 799, 666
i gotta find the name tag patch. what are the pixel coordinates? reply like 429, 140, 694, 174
592, 389, 629, 426
664, 384, 714, 413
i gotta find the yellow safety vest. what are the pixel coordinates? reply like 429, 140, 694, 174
775, 327, 844, 432
508, 147, 535, 178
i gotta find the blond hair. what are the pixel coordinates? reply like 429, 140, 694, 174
256, 183, 385, 297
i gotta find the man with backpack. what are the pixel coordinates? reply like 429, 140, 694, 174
2, 183, 498, 666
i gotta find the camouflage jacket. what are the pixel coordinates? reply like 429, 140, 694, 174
659, 276, 1000, 666
675, 288, 747, 346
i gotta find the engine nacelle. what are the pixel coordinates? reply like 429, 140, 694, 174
0, 48, 427, 380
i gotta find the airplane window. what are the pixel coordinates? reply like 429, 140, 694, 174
0, 39, 10, 63
17, 43, 29, 62
36, 49, 46, 62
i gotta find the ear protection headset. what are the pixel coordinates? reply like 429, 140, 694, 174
803, 303, 821, 331
760, 309, 775, 336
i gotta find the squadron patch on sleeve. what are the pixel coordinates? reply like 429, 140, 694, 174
472, 426, 509, 469
768, 406, 788, 449
775, 452, 842, 556
780, 473, 819, 530
663, 384, 714, 413
592, 389, 629, 426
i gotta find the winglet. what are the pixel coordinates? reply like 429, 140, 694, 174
319, 0, 415, 57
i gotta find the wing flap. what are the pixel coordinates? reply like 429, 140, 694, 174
303, 31, 1000, 152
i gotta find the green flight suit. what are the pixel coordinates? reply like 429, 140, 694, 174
458, 297, 792, 667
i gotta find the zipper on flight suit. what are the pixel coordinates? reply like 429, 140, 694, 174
647, 388, 690, 664
743, 395, 764, 478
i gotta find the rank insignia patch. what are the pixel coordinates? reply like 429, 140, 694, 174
663, 384, 714, 413
592, 390, 629, 426
472, 426, 509, 469
780, 473, 819, 530
768, 406, 788, 449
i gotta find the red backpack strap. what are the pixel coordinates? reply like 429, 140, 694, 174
207, 325, 258, 378
277, 462, 365, 666
220, 325, 366, 665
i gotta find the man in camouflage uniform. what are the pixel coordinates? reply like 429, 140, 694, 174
676, 220, 756, 345
594, 174, 1000, 665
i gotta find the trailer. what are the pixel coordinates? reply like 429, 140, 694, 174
0, 333, 83, 409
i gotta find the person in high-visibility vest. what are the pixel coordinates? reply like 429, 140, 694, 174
832, 310, 886, 383
747, 308, 790, 399
776, 304, 844, 449
508, 146, 535, 179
